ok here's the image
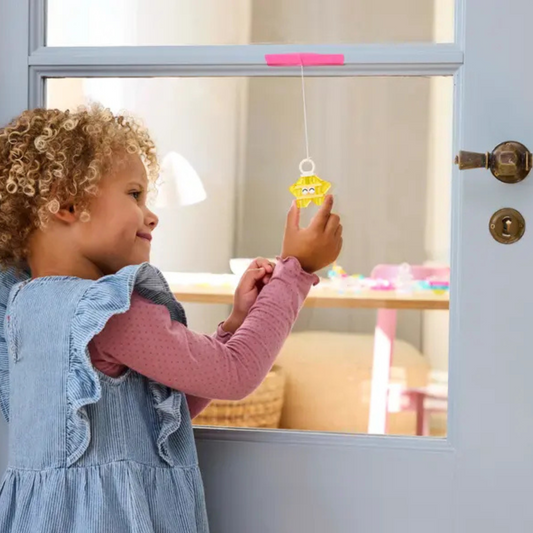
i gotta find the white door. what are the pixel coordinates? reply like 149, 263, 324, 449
1, 0, 532, 531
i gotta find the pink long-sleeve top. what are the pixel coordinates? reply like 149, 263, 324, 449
88, 257, 318, 419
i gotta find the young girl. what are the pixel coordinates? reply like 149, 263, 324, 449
0, 105, 342, 532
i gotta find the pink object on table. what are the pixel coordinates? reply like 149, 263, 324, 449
367, 264, 450, 435
370, 280, 395, 291
429, 280, 449, 288
265, 53, 345, 67
373, 265, 450, 281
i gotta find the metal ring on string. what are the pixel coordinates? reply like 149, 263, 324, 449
299, 158, 316, 175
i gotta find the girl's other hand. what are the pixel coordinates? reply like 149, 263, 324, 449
281, 194, 343, 273
222, 257, 274, 333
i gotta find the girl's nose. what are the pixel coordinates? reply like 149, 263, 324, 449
145, 208, 159, 230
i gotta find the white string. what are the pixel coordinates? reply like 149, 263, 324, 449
300, 64, 310, 161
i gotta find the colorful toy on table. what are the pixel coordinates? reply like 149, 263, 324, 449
325, 262, 348, 293
369, 279, 396, 291
327, 262, 348, 279
428, 280, 450, 294
394, 262, 414, 294
416, 279, 450, 294
324, 263, 365, 293
289, 159, 331, 208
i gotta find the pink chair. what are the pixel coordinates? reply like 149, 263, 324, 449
367, 264, 449, 436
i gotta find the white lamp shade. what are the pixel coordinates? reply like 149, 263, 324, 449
156, 152, 207, 208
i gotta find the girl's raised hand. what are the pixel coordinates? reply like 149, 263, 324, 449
281, 194, 343, 273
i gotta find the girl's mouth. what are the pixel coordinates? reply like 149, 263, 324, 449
136, 232, 152, 242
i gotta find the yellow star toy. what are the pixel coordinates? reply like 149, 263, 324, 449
289, 159, 331, 208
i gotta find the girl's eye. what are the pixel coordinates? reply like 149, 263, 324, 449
130, 191, 142, 201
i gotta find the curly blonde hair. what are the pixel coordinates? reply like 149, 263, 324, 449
0, 104, 159, 268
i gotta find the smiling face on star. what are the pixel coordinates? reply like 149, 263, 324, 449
289, 174, 331, 207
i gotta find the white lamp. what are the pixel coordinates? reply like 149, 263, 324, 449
155, 152, 206, 208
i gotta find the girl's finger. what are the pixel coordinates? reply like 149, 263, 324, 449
336, 237, 344, 256
241, 267, 266, 289
256, 258, 275, 273
325, 213, 341, 234
309, 195, 334, 230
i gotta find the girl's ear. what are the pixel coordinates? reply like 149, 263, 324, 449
53, 204, 78, 224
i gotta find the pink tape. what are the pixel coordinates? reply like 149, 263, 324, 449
265, 53, 344, 67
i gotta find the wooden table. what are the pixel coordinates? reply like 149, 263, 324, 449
164, 273, 450, 311
164, 272, 450, 435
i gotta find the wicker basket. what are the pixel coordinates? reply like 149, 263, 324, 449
193, 365, 286, 428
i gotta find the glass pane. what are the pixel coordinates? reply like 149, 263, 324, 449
46, 75, 453, 438
46, 0, 454, 46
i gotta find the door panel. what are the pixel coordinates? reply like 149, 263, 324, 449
197, 435, 454, 532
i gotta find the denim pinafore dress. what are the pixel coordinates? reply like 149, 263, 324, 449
0, 264, 209, 532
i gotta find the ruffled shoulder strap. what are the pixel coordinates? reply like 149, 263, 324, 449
68, 262, 187, 467
0, 267, 30, 422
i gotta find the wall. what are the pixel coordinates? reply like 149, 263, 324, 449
47, 0, 136, 46
250, 0, 435, 44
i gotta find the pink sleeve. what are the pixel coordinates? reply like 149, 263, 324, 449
90, 317, 233, 419
91, 323, 231, 373
90, 257, 317, 409
183, 326, 232, 418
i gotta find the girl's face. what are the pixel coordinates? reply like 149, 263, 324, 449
75, 154, 158, 276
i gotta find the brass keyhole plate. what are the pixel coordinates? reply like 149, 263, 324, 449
489, 208, 526, 244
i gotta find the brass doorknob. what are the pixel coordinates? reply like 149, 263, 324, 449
455, 141, 532, 183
